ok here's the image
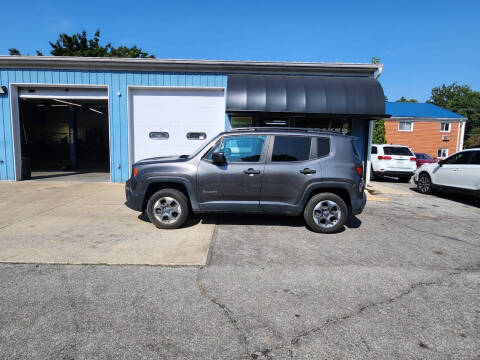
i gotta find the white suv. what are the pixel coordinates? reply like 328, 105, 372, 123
414, 148, 480, 197
371, 144, 417, 182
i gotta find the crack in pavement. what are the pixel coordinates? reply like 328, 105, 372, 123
286, 267, 479, 352
195, 261, 479, 359
372, 212, 480, 249
195, 270, 250, 359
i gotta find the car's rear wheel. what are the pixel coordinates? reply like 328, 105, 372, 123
399, 176, 411, 183
146, 189, 189, 229
417, 173, 432, 194
370, 166, 376, 181
304, 193, 348, 234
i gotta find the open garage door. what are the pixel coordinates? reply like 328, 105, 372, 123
18, 87, 109, 181
129, 88, 225, 163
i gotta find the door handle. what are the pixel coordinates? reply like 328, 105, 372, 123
300, 168, 316, 175
244, 168, 261, 175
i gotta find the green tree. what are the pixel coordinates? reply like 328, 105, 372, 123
372, 119, 386, 144
396, 96, 418, 103
8, 48, 21, 55
428, 83, 480, 146
464, 126, 480, 148
8, 30, 154, 58
49, 30, 154, 58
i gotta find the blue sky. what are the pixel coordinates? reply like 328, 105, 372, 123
1, 0, 479, 102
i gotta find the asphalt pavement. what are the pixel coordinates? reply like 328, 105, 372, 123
1, 180, 479, 359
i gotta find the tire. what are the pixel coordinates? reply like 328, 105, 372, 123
146, 189, 189, 229
304, 192, 348, 234
399, 176, 411, 183
417, 173, 432, 194
370, 166, 376, 181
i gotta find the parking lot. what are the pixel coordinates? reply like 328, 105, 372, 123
0, 180, 479, 359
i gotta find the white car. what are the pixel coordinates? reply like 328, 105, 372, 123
371, 144, 417, 182
414, 148, 480, 196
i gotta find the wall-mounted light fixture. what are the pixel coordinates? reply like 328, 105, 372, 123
0, 86, 7, 95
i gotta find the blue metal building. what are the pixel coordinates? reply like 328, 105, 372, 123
0, 57, 385, 182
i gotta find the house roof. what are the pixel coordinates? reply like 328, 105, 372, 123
386, 102, 466, 121
0, 56, 381, 76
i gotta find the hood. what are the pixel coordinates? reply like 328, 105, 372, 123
133, 155, 188, 166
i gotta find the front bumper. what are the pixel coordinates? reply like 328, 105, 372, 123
125, 179, 144, 212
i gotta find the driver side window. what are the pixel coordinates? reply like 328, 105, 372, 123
443, 151, 473, 165
206, 135, 267, 162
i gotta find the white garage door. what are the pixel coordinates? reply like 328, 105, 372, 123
130, 88, 226, 162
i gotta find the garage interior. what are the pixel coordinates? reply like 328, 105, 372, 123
19, 97, 109, 181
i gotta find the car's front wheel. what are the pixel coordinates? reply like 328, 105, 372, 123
304, 193, 348, 234
417, 173, 432, 194
146, 189, 189, 229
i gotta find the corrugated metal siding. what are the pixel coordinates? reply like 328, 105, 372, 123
0, 69, 227, 182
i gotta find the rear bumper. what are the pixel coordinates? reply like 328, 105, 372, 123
351, 191, 367, 215
375, 170, 414, 178
125, 179, 144, 212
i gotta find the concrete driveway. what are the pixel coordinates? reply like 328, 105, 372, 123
0, 181, 215, 265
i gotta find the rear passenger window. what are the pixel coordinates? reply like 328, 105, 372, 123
272, 136, 311, 162
470, 151, 480, 164
317, 137, 330, 157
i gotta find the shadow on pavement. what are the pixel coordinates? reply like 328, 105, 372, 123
409, 186, 480, 208
138, 211, 363, 231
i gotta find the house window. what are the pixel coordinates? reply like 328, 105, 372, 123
437, 148, 449, 158
398, 121, 413, 131
440, 122, 451, 132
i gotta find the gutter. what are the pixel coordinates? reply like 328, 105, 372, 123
0, 56, 380, 76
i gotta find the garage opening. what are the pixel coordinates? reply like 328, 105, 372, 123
19, 97, 109, 181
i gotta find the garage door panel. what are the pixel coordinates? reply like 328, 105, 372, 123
130, 88, 225, 161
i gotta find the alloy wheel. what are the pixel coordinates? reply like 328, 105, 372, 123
313, 200, 342, 229
418, 175, 431, 193
153, 197, 182, 224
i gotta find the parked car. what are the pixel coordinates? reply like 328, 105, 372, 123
414, 153, 437, 168
125, 128, 367, 234
370, 144, 417, 182
414, 148, 480, 197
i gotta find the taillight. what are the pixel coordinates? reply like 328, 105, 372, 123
378, 155, 392, 160
133, 168, 139, 177
410, 157, 416, 161
356, 166, 362, 176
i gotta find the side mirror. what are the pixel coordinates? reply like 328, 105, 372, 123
212, 152, 226, 165
438, 160, 443, 167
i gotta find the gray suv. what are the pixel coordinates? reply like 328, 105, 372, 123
125, 128, 366, 233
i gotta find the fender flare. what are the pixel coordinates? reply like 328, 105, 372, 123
300, 181, 355, 209
142, 175, 200, 211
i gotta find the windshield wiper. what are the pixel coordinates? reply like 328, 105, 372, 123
179, 154, 189, 159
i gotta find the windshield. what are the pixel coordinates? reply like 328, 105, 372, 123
383, 146, 413, 156
185, 136, 220, 159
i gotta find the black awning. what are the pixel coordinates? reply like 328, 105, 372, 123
226, 74, 385, 118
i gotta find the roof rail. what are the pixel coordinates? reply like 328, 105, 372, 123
228, 127, 348, 135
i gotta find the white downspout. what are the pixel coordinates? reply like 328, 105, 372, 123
456, 121, 461, 152
459, 120, 466, 150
